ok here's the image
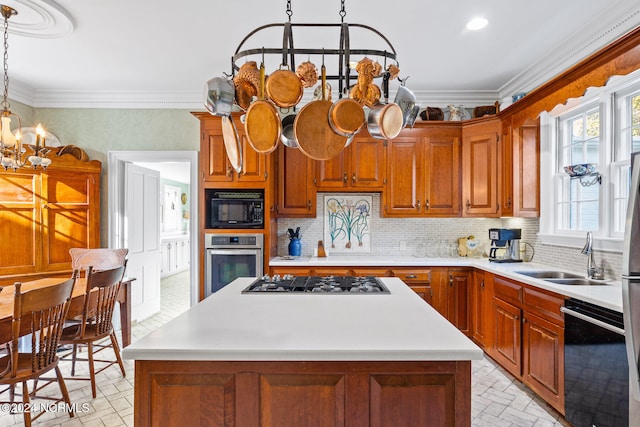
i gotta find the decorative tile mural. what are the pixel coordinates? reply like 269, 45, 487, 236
323, 194, 372, 254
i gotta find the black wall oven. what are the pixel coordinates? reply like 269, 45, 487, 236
204, 233, 263, 297
562, 298, 628, 427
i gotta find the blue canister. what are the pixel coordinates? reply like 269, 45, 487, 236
288, 238, 301, 257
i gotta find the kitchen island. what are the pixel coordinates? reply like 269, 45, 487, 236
123, 277, 483, 426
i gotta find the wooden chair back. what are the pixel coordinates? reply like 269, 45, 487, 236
69, 248, 128, 275
76, 263, 126, 338
4, 277, 75, 378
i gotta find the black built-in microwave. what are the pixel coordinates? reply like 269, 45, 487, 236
208, 189, 264, 229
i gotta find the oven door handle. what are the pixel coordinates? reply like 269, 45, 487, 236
561, 306, 625, 335
207, 249, 261, 255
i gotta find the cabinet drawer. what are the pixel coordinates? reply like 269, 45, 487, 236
312, 267, 352, 276
391, 269, 432, 283
523, 287, 565, 325
494, 276, 523, 306
352, 268, 391, 277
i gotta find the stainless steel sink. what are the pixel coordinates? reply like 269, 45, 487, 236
543, 278, 607, 286
515, 271, 583, 279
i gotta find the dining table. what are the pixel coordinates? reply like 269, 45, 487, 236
0, 276, 136, 347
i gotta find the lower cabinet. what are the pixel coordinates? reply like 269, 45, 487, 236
487, 274, 565, 414
267, 265, 565, 414
390, 268, 433, 305
160, 236, 190, 278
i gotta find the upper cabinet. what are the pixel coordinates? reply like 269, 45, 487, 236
197, 112, 270, 185
276, 144, 316, 217
383, 124, 461, 217
316, 135, 386, 191
462, 118, 500, 217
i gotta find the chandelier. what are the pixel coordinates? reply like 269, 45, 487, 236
0, 5, 50, 171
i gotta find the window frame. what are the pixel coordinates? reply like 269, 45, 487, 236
539, 69, 640, 253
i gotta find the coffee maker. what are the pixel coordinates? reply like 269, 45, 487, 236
488, 228, 522, 263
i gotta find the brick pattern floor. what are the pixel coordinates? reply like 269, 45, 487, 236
0, 270, 570, 426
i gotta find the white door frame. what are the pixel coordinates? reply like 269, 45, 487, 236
108, 151, 199, 307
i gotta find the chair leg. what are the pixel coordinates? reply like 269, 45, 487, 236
21, 381, 31, 427
71, 344, 78, 376
87, 342, 97, 398
110, 331, 126, 377
55, 365, 75, 419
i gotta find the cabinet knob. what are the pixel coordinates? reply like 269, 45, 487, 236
480, 280, 485, 288
449, 275, 453, 287
226, 166, 233, 177
417, 199, 421, 211
352, 173, 356, 183
506, 197, 512, 208
307, 200, 312, 211
343, 172, 348, 183
466, 200, 471, 211
425, 199, 429, 211
405, 274, 417, 279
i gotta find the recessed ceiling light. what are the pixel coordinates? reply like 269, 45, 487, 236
466, 17, 488, 31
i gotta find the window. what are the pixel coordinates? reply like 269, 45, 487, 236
556, 105, 601, 232
540, 69, 640, 251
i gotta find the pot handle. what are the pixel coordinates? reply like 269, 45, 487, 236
382, 71, 390, 104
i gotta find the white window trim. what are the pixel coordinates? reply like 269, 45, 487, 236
539, 70, 640, 253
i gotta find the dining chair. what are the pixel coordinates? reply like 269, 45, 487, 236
0, 277, 76, 427
58, 264, 127, 398
69, 248, 129, 274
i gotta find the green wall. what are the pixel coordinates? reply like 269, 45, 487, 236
20, 105, 201, 245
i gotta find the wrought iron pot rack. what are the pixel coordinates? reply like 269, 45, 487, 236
228, 1, 400, 98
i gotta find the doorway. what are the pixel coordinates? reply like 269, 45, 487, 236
108, 151, 199, 314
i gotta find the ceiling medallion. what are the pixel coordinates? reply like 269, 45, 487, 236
2, 0, 73, 38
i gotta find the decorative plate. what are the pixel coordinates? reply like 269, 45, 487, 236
564, 163, 597, 177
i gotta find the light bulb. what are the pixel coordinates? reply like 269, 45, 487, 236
1, 116, 17, 147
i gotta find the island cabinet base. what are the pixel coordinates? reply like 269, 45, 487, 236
134, 359, 472, 427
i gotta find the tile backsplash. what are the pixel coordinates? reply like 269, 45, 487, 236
276, 193, 623, 280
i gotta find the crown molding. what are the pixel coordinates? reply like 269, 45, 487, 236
498, 2, 640, 104
27, 89, 205, 109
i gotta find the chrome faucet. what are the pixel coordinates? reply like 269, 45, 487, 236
581, 231, 603, 279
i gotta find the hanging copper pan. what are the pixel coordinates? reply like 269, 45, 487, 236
328, 95, 365, 146
244, 61, 281, 154
221, 115, 242, 173
265, 64, 303, 108
294, 63, 348, 160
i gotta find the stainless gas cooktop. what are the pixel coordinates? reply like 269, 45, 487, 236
242, 275, 390, 294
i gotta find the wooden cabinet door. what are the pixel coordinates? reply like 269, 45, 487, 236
500, 118, 514, 216
236, 132, 268, 183
471, 270, 487, 346
513, 119, 540, 217
383, 136, 423, 216
424, 129, 461, 216
276, 145, 316, 217
0, 173, 39, 276
200, 115, 267, 183
350, 137, 385, 189
522, 311, 564, 413
492, 297, 522, 378
201, 131, 234, 182
446, 269, 470, 335
462, 119, 499, 217
41, 172, 100, 272
316, 149, 348, 189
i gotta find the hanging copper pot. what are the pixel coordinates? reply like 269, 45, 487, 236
244, 61, 281, 154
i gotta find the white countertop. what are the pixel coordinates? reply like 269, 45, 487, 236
270, 255, 623, 312
122, 277, 483, 362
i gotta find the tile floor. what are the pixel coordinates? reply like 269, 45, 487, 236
0, 271, 570, 426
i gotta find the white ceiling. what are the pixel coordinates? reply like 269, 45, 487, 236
6, 0, 640, 109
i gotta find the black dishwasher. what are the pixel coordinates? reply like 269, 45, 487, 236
562, 298, 628, 427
